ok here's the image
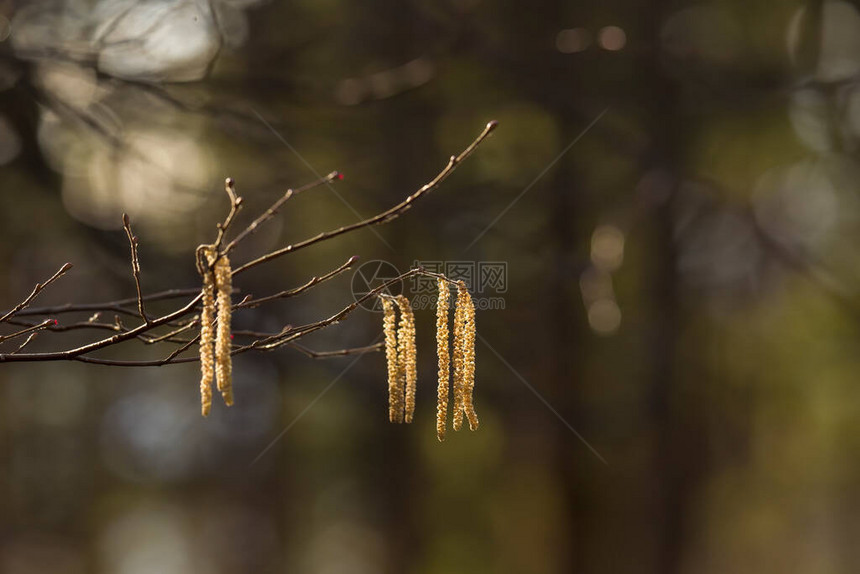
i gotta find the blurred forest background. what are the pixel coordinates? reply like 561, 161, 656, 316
3, 0, 860, 573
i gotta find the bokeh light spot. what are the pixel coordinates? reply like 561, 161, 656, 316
588, 298, 622, 335
556, 28, 591, 53
598, 26, 626, 51
590, 225, 625, 272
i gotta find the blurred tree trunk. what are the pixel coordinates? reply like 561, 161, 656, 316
547, 125, 592, 574
638, 4, 708, 573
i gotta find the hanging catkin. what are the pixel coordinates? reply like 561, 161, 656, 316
396, 295, 417, 423
459, 284, 478, 431
451, 282, 468, 430
198, 250, 216, 417
214, 254, 233, 406
435, 279, 451, 441
382, 298, 403, 422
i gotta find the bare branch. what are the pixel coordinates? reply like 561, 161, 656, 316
234, 255, 358, 310
223, 171, 341, 256
214, 178, 243, 252
289, 341, 383, 359
242, 268, 423, 352
4, 317, 195, 347
144, 321, 198, 344
13, 288, 207, 317
10, 332, 39, 354
0, 121, 498, 369
0, 293, 202, 362
232, 121, 498, 277
122, 213, 148, 323
0, 263, 73, 323
162, 333, 200, 363
0, 319, 55, 343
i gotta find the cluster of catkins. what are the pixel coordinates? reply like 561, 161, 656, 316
197, 245, 234, 416
382, 278, 478, 441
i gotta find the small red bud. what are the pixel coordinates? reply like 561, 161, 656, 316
52, 319, 58, 325
336, 173, 344, 180
230, 334, 234, 340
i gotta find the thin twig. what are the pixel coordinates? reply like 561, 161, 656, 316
162, 333, 200, 363
232, 121, 498, 276
0, 293, 203, 362
4, 318, 195, 346
10, 332, 39, 354
11, 288, 208, 317
0, 319, 55, 343
234, 255, 359, 310
122, 213, 148, 323
244, 268, 423, 351
289, 341, 383, 359
0, 263, 73, 323
214, 178, 243, 252
223, 171, 341, 256
144, 320, 198, 344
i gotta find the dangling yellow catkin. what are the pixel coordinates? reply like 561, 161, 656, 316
435, 279, 451, 441
396, 295, 417, 423
460, 285, 479, 431
451, 282, 467, 431
214, 254, 233, 406
198, 254, 216, 417
382, 298, 403, 422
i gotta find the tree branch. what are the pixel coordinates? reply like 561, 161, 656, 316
223, 171, 341, 256
232, 121, 498, 276
122, 213, 148, 323
0, 121, 498, 369
0, 263, 73, 323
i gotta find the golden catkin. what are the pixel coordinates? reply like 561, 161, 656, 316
451, 282, 467, 431
435, 279, 451, 441
214, 254, 233, 406
199, 261, 216, 417
460, 285, 479, 431
396, 295, 417, 423
382, 298, 403, 422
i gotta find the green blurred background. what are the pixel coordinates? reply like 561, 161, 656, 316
3, 0, 860, 572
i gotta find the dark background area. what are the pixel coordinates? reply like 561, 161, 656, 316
2, 1, 860, 573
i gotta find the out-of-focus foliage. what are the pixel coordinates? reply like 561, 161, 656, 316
3, 0, 860, 573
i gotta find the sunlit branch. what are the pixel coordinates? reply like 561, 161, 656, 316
0, 122, 498, 369
289, 342, 383, 359
242, 268, 423, 352
232, 121, 498, 276
11, 289, 203, 318
234, 255, 358, 310
122, 213, 149, 323
213, 178, 243, 252
0, 319, 55, 344
223, 171, 341, 256
0, 293, 203, 363
10, 332, 39, 355
0, 263, 73, 324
